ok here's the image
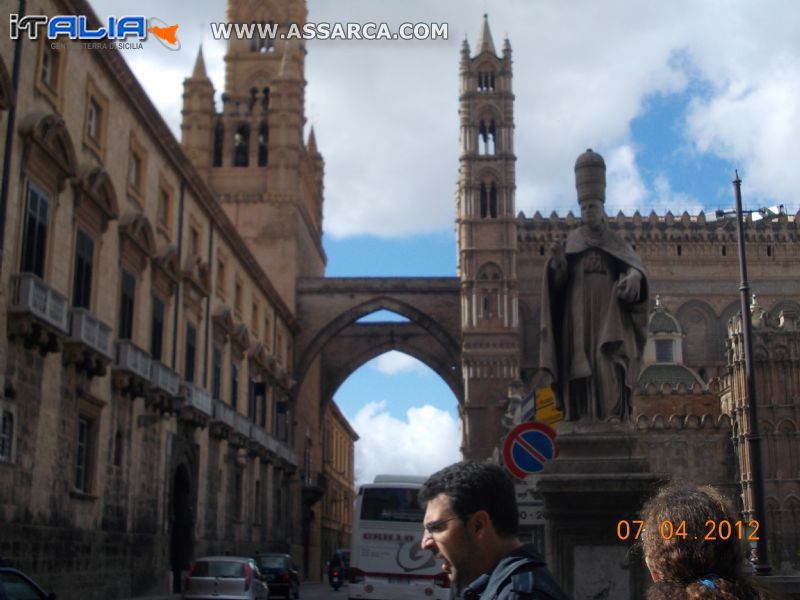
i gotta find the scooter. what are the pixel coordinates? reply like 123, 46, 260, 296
330, 568, 342, 591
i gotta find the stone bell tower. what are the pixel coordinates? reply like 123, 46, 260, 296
181, 0, 325, 307
456, 15, 520, 459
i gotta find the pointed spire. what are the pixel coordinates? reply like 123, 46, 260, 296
192, 45, 208, 80
278, 41, 300, 80
307, 126, 318, 155
477, 13, 496, 56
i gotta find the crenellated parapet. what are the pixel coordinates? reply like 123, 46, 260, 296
635, 412, 731, 431
517, 209, 800, 259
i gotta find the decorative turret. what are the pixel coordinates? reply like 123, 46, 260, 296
181, 46, 216, 176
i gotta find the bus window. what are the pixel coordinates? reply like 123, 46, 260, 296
361, 488, 424, 522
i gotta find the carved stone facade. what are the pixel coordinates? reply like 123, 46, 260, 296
320, 400, 358, 571
0, 0, 349, 597
721, 307, 800, 572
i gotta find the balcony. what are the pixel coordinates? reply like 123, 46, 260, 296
248, 423, 297, 466
228, 412, 251, 448
149, 361, 180, 410
112, 340, 151, 396
179, 383, 213, 427
8, 273, 68, 354
302, 472, 326, 507
250, 424, 275, 453
210, 399, 236, 439
63, 307, 113, 377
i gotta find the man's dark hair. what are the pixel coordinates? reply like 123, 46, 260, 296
419, 461, 518, 537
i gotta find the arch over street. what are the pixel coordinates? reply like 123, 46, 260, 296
294, 277, 462, 407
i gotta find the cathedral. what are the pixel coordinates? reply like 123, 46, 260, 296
0, 0, 798, 598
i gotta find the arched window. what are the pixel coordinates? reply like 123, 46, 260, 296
489, 182, 498, 218
250, 22, 274, 53
477, 262, 503, 321
477, 71, 496, 92
479, 183, 487, 218
258, 124, 268, 166
212, 122, 224, 167
233, 124, 249, 167
478, 119, 496, 155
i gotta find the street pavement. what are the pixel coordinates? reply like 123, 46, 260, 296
297, 580, 350, 599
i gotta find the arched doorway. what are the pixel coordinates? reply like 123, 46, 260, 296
170, 464, 194, 592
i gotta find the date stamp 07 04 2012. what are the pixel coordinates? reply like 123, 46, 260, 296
616, 519, 761, 542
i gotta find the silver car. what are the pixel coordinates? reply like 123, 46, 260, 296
183, 556, 269, 600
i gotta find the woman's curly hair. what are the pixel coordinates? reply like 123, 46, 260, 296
639, 483, 770, 599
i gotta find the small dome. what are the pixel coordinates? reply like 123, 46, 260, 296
574, 148, 606, 203
649, 312, 680, 334
648, 296, 682, 334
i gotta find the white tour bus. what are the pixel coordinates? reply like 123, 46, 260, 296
348, 475, 449, 600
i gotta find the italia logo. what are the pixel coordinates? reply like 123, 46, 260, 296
9, 14, 181, 50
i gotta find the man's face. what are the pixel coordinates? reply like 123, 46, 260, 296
580, 199, 605, 231
420, 494, 479, 591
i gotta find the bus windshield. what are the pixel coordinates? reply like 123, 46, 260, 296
360, 487, 424, 522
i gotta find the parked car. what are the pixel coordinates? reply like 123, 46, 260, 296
183, 556, 268, 600
0, 567, 56, 600
254, 553, 300, 599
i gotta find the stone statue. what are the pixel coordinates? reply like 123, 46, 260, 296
538, 149, 649, 421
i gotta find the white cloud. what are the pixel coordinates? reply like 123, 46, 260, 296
685, 71, 800, 208
371, 351, 428, 376
351, 401, 461, 487
90, 0, 800, 233
651, 174, 703, 215
604, 145, 648, 215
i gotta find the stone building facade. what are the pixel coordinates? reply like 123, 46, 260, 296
320, 400, 358, 571
0, 0, 350, 596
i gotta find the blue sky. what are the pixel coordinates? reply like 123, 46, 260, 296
92, 0, 800, 483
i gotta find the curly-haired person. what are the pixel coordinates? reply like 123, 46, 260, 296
640, 483, 771, 599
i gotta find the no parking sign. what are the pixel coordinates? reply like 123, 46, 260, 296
502, 421, 559, 480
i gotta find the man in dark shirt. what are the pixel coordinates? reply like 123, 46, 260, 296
419, 461, 569, 599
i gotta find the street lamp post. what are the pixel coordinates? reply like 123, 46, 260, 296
716, 172, 780, 575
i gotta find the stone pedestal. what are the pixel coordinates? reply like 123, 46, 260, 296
532, 421, 667, 600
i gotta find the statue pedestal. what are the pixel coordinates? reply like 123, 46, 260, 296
532, 421, 667, 600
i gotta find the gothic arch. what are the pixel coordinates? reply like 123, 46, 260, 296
244, 70, 271, 92
476, 104, 501, 123
296, 296, 460, 390
324, 341, 462, 404
475, 56, 500, 70
477, 261, 503, 280
475, 166, 503, 183
770, 299, 800, 319
675, 299, 720, 369
244, 0, 284, 24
